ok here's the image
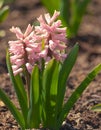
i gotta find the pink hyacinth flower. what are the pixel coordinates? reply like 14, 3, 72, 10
35, 10, 67, 61
8, 24, 35, 75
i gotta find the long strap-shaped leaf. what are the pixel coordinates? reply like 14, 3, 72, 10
60, 0, 71, 26
27, 65, 40, 128
0, 88, 25, 129
42, 59, 59, 129
6, 52, 28, 125
58, 63, 101, 127
70, 0, 90, 36
57, 44, 79, 115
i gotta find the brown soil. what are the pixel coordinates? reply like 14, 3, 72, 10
0, 0, 101, 130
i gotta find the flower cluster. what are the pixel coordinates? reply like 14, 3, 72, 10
8, 11, 67, 75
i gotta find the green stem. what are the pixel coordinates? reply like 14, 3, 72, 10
25, 67, 31, 107
23, 42, 31, 107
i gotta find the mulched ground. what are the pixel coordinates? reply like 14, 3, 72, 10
0, 0, 101, 129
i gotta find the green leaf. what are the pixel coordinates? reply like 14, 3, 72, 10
60, 0, 71, 26
42, 59, 59, 129
69, 0, 91, 37
0, 6, 9, 23
6, 52, 28, 125
27, 65, 40, 128
0, 88, 25, 129
41, 0, 60, 14
59, 0, 91, 37
57, 44, 79, 115
91, 104, 101, 112
15, 75, 28, 123
58, 63, 101, 127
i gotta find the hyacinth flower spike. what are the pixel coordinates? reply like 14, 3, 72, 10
35, 10, 67, 61
8, 24, 34, 75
